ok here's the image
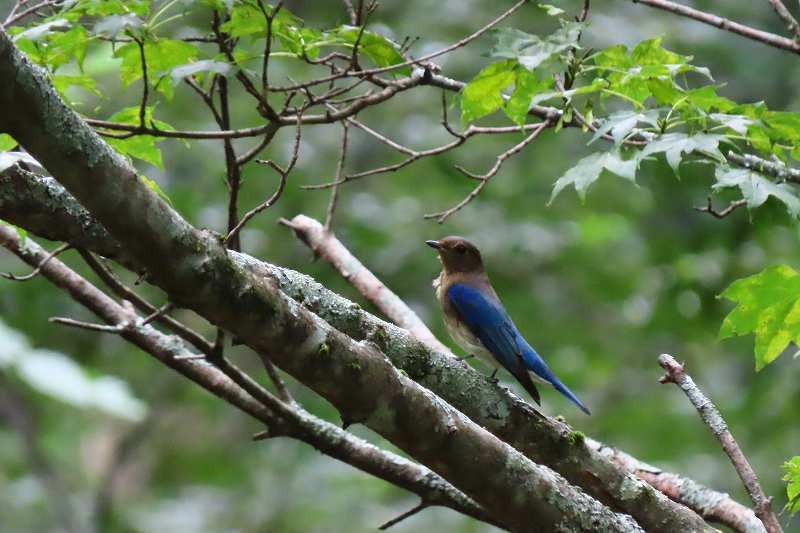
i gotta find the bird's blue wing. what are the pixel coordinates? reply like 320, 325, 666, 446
447, 283, 591, 415
446, 283, 527, 374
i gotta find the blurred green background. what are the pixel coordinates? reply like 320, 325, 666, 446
1, 1, 798, 531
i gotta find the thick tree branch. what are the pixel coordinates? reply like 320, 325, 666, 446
0, 168, 709, 532
0, 225, 506, 531
280, 214, 452, 355
658, 354, 781, 533
0, 31, 643, 532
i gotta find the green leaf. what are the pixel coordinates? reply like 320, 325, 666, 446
719, 265, 800, 370
503, 67, 552, 125
336, 26, 409, 74
52, 74, 99, 96
639, 133, 727, 173
103, 107, 174, 168
489, 22, 582, 72
0, 134, 17, 151
461, 60, 517, 124
713, 166, 800, 218
589, 109, 660, 146
116, 39, 199, 88
783, 457, 800, 516
140, 175, 173, 206
549, 149, 636, 203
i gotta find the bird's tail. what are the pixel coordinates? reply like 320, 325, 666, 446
551, 379, 591, 415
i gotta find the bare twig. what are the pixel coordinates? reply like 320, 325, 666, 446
658, 354, 782, 533
225, 114, 303, 245
133, 36, 149, 129
342, 0, 358, 25
379, 501, 430, 530
2, 0, 58, 29
280, 214, 453, 355
630, 0, 800, 54
424, 120, 551, 223
78, 249, 214, 356
765, 0, 800, 39
49, 316, 128, 333
695, 197, 747, 219
1, 242, 70, 281
324, 121, 350, 230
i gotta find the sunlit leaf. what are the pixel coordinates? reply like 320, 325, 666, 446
719, 265, 800, 370
783, 457, 800, 516
461, 60, 517, 124
337, 26, 409, 74
0, 134, 17, 151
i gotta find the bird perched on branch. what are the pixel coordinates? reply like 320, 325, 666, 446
426, 237, 590, 415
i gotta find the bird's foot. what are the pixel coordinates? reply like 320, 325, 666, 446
489, 368, 499, 384
456, 354, 475, 362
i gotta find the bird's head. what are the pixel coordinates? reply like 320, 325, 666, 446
426, 236, 484, 273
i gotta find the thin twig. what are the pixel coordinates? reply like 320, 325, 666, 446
267, 0, 529, 92
49, 316, 128, 333
695, 197, 747, 219
140, 302, 174, 326
225, 113, 303, 245
424, 120, 551, 223
78, 249, 214, 356
764, 0, 800, 39
630, 0, 800, 55
1, 243, 70, 281
324, 121, 350, 230
379, 501, 430, 530
257, 352, 295, 404
132, 36, 149, 129
658, 354, 782, 533
2, 0, 58, 29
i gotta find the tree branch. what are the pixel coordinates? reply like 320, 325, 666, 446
630, 0, 800, 54
0, 167, 710, 532
280, 214, 452, 355
586, 437, 766, 533
0, 225, 506, 532
658, 354, 782, 533
764, 0, 800, 38
0, 32, 644, 531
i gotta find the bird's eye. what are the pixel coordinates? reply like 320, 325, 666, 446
455, 244, 466, 254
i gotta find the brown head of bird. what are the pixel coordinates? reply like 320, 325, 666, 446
425, 236, 484, 274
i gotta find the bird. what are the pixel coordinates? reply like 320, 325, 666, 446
426, 236, 590, 415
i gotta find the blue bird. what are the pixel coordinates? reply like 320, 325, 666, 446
426, 237, 590, 415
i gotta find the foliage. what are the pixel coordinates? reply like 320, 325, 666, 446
783, 456, 800, 516
719, 265, 800, 370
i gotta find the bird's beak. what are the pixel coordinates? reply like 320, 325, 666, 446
425, 240, 441, 250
